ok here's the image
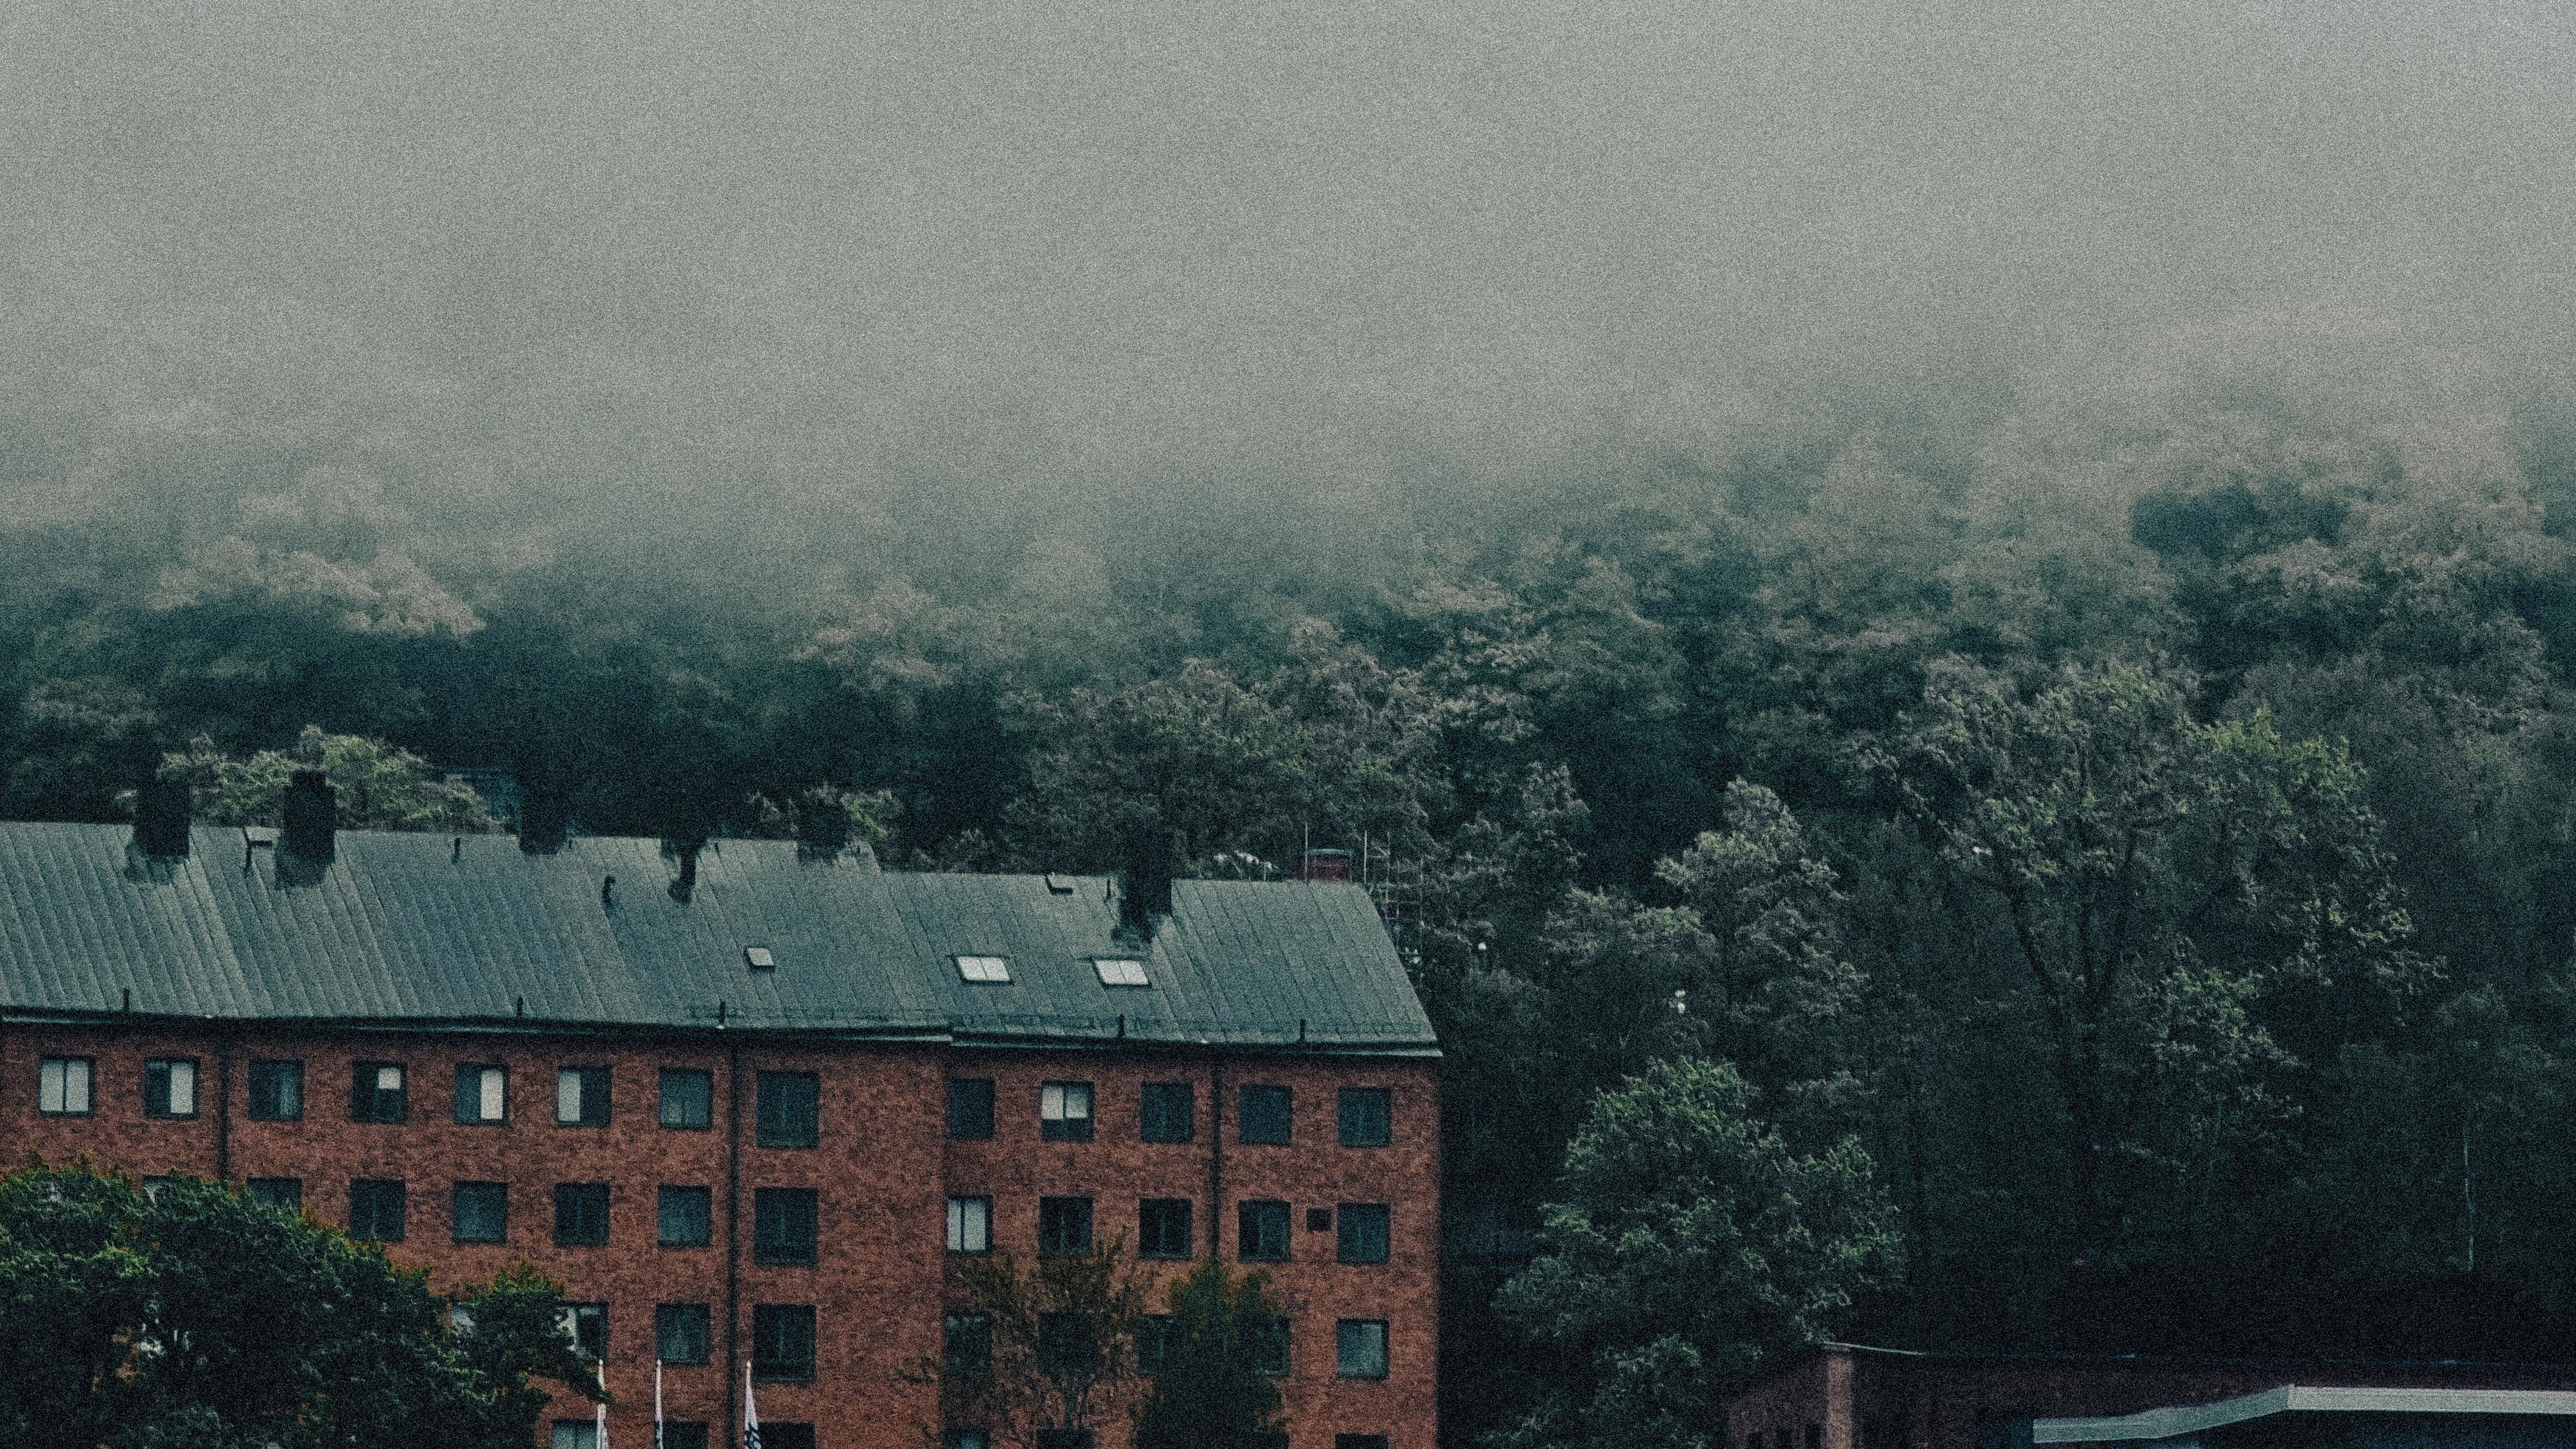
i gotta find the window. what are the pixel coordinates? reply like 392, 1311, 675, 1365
554, 1424, 599, 1449
143, 1059, 198, 1118
1139, 1198, 1192, 1258
660, 1068, 714, 1130
659, 1185, 713, 1247
1038, 1196, 1093, 1255
1337, 1319, 1390, 1378
1339, 1086, 1392, 1147
1137, 1314, 1179, 1377
945, 1312, 992, 1376
246, 1177, 301, 1212
763, 1428, 817, 1449
1808, 1426, 1823, 1449
745, 946, 776, 971
948, 1078, 995, 1139
757, 1072, 819, 1148
555, 1183, 610, 1246
1039, 1081, 1093, 1142
947, 1195, 992, 1254
557, 1066, 610, 1126
1037, 1311, 1097, 1376
1140, 1082, 1193, 1143
751, 1304, 816, 1381
1239, 1084, 1291, 1144
755, 1187, 819, 1265
563, 1303, 608, 1362
1339, 1437, 1394, 1449
955, 954, 1012, 983
247, 1059, 303, 1121
662, 1426, 711, 1449
455, 1064, 508, 1124
1339, 1203, 1391, 1264
1308, 1206, 1335, 1234
1249, 1314, 1290, 1376
349, 1178, 405, 1241
453, 1181, 508, 1243
657, 1303, 712, 1364
37, 1057, 92, 1115
1034, 1434, 1095, 1449
1092, 957, 1149, 986
352, 1062, 407, 1123
1238, 1200, 1290, 1261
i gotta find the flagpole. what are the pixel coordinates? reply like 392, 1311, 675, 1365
597, 1360, 610, 1449
743, 1359, 761, 1449
655, 1359, 665, 1449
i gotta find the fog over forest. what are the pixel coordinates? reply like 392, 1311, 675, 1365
10, 3, 2576, 1446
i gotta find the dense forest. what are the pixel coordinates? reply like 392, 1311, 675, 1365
11, 328, 2576, 1441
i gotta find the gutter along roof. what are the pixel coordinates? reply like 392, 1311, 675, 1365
0, 823, 1437, 1053
2033, 1388, 2576, 1443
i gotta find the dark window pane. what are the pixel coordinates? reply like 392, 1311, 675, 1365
660, 1069, 714, 1129
1039, 1081, 1093, 1142
948, 1078, 994, 1139
1237, 1200, 1290, 1261
1338, 1203, 1390, 1263
663, 1426, 710, 1449
1038, 1196, 1093, 1255
1139, 1198, 1192, 1258
1140, 1081, 1194, 1143
1037, 1312, 1097, 1377
352, 1062, 407, 1123
1308, 1206, 1335, 1234
349, 1179, 404, 1241
453, 1181, 508, 1243
945, 1312, 993, 1376
1238, 1085, 1290, 1144
1033, 1434, 1094, 1449
751, 1304, 816, 1381
1250, 1315, 1289, 1375
659, 1185, 713, 1247
564, 1303, 608, 1362
143, 1058, 199, 1118
455, 1064, 507, 1124
245, 1177, 301, 1212
764, 1428, 816, 1449
1337, 1319, 1390, 1377
1338, 1437, 1393, 1449
247, 1060, 303, 1121
558, 1066, 611, 1127
757, 1072, 819, 1148
656, 1303, 712, 1364
1338, 1087, 1391, 1147
554, 1183, 610, 1246
1137, 1314, 1177, 1377
754, 1188, 819, 1265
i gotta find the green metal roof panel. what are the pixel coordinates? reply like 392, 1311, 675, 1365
0, 823, 1436, 1050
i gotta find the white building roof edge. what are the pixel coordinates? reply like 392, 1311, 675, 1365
2033, 1386, 2576, 1443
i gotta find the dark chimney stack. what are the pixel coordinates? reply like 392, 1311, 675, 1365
668, 841, 701, 903
518, 788, 569, 855
281, 770, 336, 863
134, 778, 190, 859
1117, 826, 1180, 939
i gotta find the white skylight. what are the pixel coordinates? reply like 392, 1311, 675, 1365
744, 946, 775, 970
1093, 957, 1150, 987
955, 954, 1012, 983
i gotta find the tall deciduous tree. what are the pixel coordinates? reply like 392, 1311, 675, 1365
1130, 1261, 1290, 1449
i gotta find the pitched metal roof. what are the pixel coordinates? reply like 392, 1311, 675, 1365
0, 823, 1437, 1053
2035, 1387, 2576, 1443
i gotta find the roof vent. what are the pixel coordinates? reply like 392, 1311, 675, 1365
744, 946, 775, 972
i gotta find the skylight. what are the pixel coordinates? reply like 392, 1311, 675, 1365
744, 946, 775, 971
955, 954, 1012, 983
1093, 957, 1150, 987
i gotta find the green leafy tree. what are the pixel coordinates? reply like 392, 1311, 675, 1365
906, 1237, 1153, 1449
1491, 1058, 1901, 1449
157, 724, 500, 832
1131, 1261, 1290, 1449
0, 1162, 596, 1449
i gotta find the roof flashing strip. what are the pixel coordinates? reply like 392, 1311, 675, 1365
2033, 1388, 2576, 1443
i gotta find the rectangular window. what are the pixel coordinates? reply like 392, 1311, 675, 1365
553, 1424, 599, 1449
1092, 957, 1150, 986
1238, 1084, 1291, 1144
1339, 1086, 1392, 1147
143, 1059, 198, 1118
453, 1181, 508, 1243
1337, 1319, 1390, 1378
1308, 1206, 1335, 1234
557, 1066, 610, 1126
948, 1078, 995, 1139
656, 1303, 712, 1364
245, 1177, 301, 1212
1037, 1311, 1097, 1376
1140, 1081, 1194, 1143
246, 1059, 303, 1121
751, 1304, 816, 1381
954, 954, 1012, 983
455, 1064, 508, 1124
1137, 1314, 1179, 1377
563, 1303, 608, 1362
663, 1427, 711, 1449
1139, 1198, 1192, 1258
1033, 1434, 1095, 1449
764, 1428, 817, 1449
554, 1183, 610, 1246
1238, 1200, 1290, 1261
1038, 1195, 1093, 1255
659, 1068, 714, 1130
946, 1195, 992, 1254
659, 1185, 713, 1247
37, 1057, 92, 1115
1039, 1081, 1093, 1141
349, 1178, 405, 1242
352, 1062, 407, 1123
1338, 1203, 1391, 1264
756, 1072, 819, 1148
755, 1187, 820, 1265
945, 1312, 993, 1377
1339, 1438, 1393, 1449
1250, 1314, 1289, 1376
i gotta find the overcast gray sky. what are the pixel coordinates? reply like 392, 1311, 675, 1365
5, 0, 2571, 499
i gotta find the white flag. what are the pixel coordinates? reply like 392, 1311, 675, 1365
743, 1360, 762, 1449
655, 1359, 665, 1449
596, 1361, 610, 1449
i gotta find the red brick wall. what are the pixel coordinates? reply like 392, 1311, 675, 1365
0, 1018, 1438, 1449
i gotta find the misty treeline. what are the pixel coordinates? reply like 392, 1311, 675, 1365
14, 348, 2576, 1435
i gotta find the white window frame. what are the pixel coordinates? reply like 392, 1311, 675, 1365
1092, 957, 1150, 987
955, 954, 1012, 983
947, 1195, 992, 1254
1040, 1081, 1092, 1126
39, 1057, 93, 1115
460, 1064, 507, 1123
146, 1059, 198, 1117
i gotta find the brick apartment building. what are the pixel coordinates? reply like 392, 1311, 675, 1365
0, 780, 1439, 1449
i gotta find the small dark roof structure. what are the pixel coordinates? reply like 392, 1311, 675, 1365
0, 823, 1436, 1052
